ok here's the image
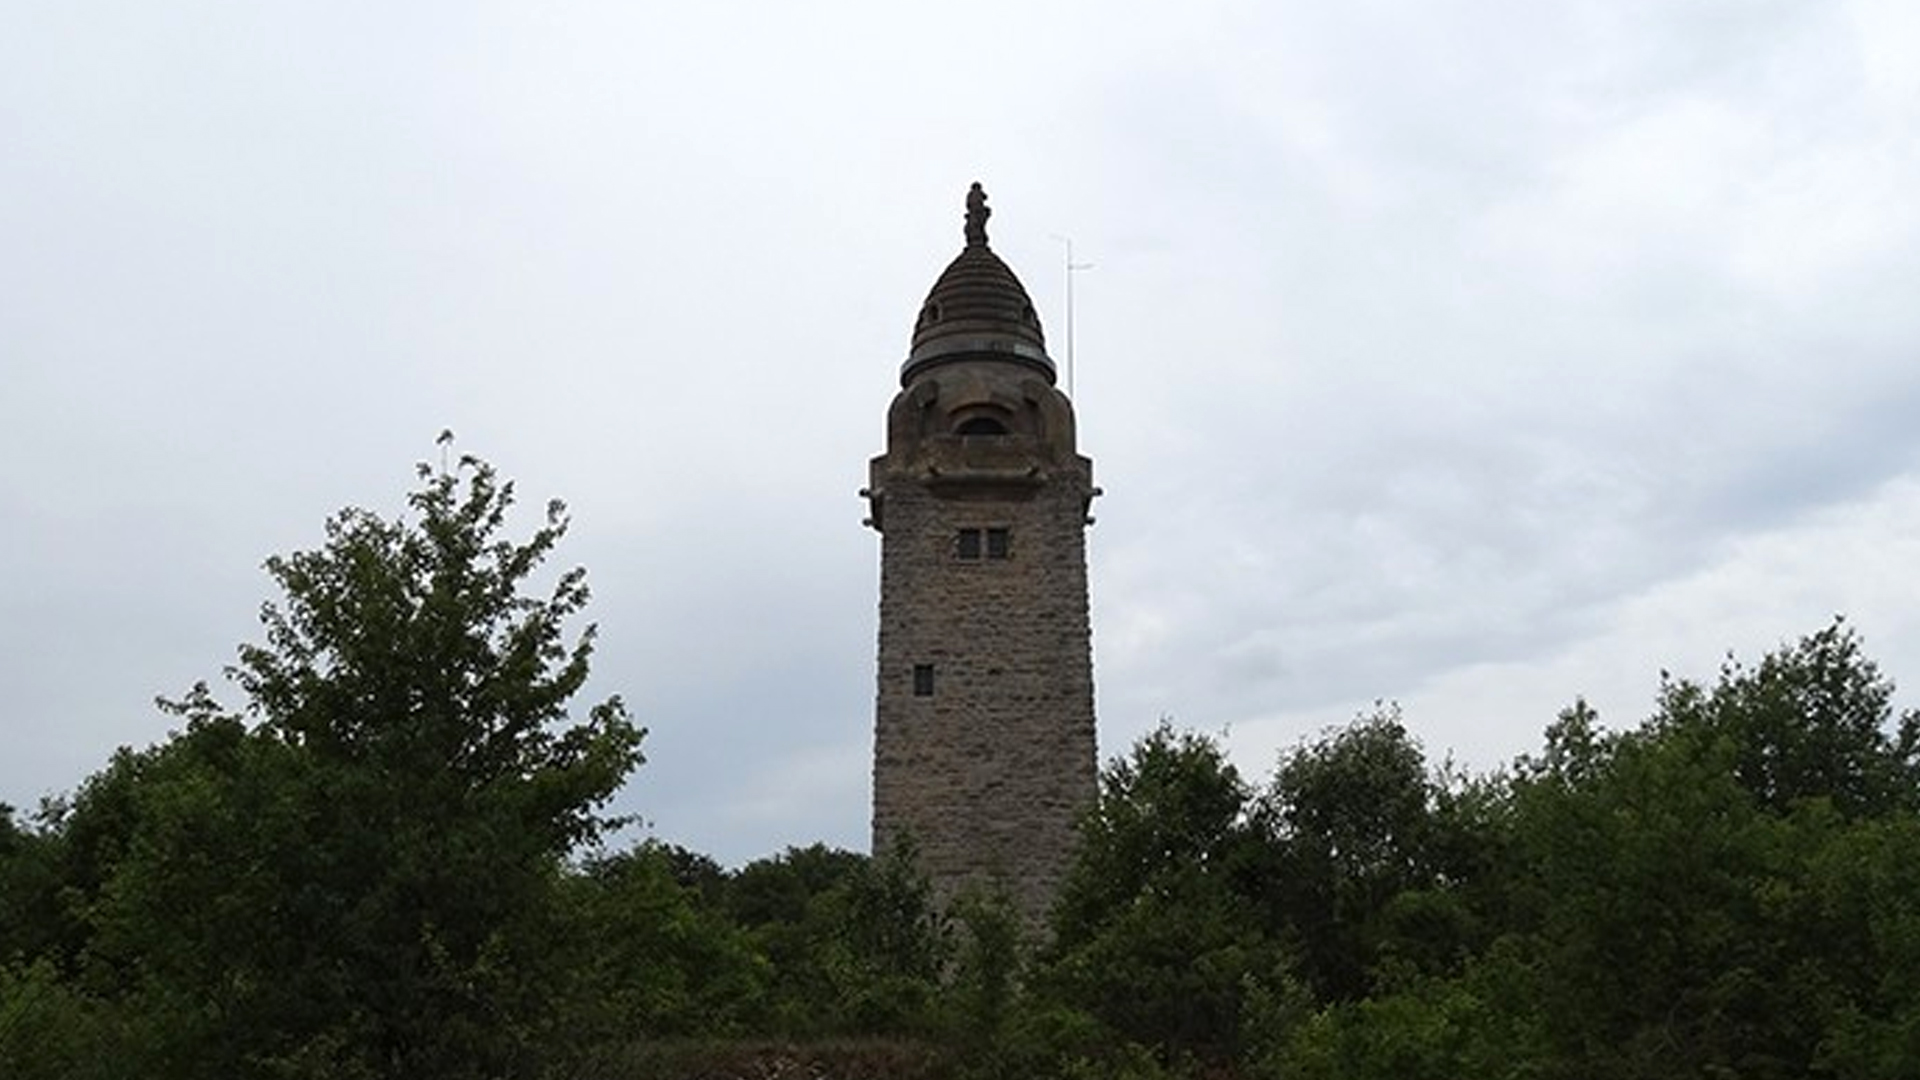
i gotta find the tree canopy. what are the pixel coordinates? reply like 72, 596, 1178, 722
3, 448, 643, 1078
2, 445, 1917, 1080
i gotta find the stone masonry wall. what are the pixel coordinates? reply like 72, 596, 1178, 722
869, 368, 1098, 932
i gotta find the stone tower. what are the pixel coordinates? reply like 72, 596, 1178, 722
864, 183, 1098, 929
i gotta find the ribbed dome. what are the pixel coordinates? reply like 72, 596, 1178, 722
902, 184, 1054, 386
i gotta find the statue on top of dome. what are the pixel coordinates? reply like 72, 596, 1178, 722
964, 182, 990, 247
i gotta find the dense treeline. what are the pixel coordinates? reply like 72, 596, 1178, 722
4, 454, 1920, 1078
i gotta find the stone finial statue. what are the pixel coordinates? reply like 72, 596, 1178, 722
964, 182, 990, 246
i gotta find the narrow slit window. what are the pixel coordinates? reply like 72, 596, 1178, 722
912, 664, 934, 697
986, 527, 1010, 559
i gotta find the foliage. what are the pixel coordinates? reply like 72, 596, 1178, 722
11, 448, 643, 1076
1650, 618, 1920, 817
0, 805, 64, 969
1034, 624, 1920, 1080
232, 448, 641, 856
1269, 942, 1548, 1080
1344, 614, 1920, 1076
1260, 707, 1491, 1002
555, 843, 769, 1060
53, 714, 329, 1072
0, 958, 148, 1080
1045, 723, 1290, 1070
725, 842, 868, 927
1055, 723, 1258, 937
838, 839, 952, 1033
720, 843, 873, 1036
947, 885, 1025, 1049
9, 473, 1920, 1080
599, 1036, 957, 1080
1431, 621, 1920, 1080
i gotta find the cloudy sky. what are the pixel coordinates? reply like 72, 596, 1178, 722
6, 1, 1919, 865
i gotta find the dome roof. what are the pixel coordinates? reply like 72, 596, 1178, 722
902, 183, 1054, 386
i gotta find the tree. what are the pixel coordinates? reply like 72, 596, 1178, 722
1261, 708, 1490, 1003
836, 839, 952, 1035
724, 842, 868, 929
0, 804, 63, 967
234, 446, 640, 857
1480, 624, 1920, 1079
714, 843, 951, 1039
1652, 618, 1920, 817
556, 843, 768, 1046
1268, 626, 1920, 1080
55, 447, 643, 1076
1045, 723, 1289, 1069
47, 713, 323, 1072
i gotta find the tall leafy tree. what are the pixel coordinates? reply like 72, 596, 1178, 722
1046, 724, 1288, 1068
0, 804, 62, 966
55, 445, 643, 1077
1652, 618, 1920, 817
715, 843, 950, 1039
1261, 709, 1489, 1002
1477, 624, 1920, 1079
1272, 627, 1920, 1080
556, 843, 768, 1046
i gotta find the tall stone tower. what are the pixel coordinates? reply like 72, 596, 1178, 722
864, 183, 1098, 928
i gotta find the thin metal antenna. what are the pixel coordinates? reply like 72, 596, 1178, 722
1051, 235, 1093, 399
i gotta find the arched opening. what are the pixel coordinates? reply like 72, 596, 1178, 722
955, 416, 1010, 436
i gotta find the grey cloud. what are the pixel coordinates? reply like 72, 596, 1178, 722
5, 2, 1918, 864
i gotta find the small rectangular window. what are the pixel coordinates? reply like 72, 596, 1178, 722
986, 527, 1010, 559
912, 664, 934, 697
956, 528, 982, 560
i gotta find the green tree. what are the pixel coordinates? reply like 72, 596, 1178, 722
1652, 618, 1920, 817
556, 843, 768, 1046
1261, 709, 1490, 1003
1269, 943, 1546, 1080
235, 448, 639, 859
838, 839, 952, 1034
1045, 723, 1289, 1070
47, 448, 642, 1077
718, 843, 864, 1036
1481, 625, 1920, 1079
1266, 627, 1920, 1080
58, 715, 317, 1069
1807, 812, 1920, 1078
946, 884, 1026, 1054
0, 805, 63, 967
0, 957, 148, 1080
718, 842, 951, 1039
724, 842, 867, 928
1506, 714, 1784, 1077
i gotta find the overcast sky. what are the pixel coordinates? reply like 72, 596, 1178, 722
6, 1, 1919, 865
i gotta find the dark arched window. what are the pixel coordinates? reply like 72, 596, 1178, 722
956, 416, 1009, 436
